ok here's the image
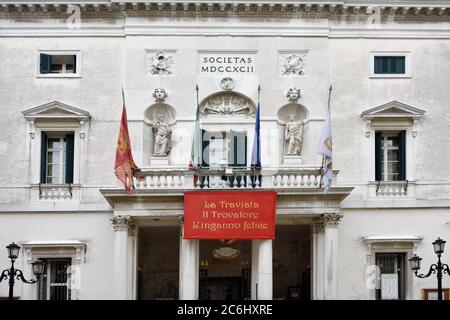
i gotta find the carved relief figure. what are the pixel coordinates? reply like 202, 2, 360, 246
149, 51, 174, 75
286, 87, 301, 103
284, 113, 304, 155
153, 88, 167, 102
152, 113, 172, 156
280, 53, 306, 76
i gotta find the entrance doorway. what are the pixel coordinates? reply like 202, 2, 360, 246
273, 224, 312, 300
199, 240, 251, 300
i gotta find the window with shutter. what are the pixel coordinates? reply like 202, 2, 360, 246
41, 131, 75, 184
375, 131, 406, 181
374, 56, 406, 74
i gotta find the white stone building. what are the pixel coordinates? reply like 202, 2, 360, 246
0, 0, 449, 300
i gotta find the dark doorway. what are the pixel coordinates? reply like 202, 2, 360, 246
207, 277, 242, 300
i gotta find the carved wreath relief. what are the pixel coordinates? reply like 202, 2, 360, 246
149, 51, 174, 75
280, 53, 307, 76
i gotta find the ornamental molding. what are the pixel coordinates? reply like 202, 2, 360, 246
22, 101, 91, 122
319, 213, 342, 227
0, 2, 449, 17
21, 240, 87, 264
110, 215, 135, 232
360, 100, 426, 121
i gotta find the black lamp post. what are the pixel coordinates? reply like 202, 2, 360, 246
409, 237, 450, 300
0, 242, 45, 300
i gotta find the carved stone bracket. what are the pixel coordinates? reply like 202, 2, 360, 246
319, 213, 343, 227
110, 215, 135, 232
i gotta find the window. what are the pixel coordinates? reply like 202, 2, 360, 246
374, 56, 405, 74
375, 131, 406, 181
37, 258, 72, 300
41, 132, 74, 184
202, 130, 247, 169
375, 253, 406, 300
369, 52, 411, 78
37, 51, 81, 77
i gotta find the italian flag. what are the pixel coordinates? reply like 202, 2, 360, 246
189, 93, 202, 177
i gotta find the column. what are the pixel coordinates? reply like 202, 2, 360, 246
321, 213, 342, 300
312, 221, 325, 300
127, 224, 138, 300
251, 239, 273, 300
179, 218, 199, 300
251, 240, 259, 300
111, 215, 134, 300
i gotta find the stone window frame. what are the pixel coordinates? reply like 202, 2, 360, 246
361, 101, 425, 184
21, 240, 87, 300
369, 51, 412, 79
22, 101, 90, 200
361, 235, 423, 300
36, 50, 82, 78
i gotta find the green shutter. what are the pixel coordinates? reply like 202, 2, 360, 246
375, 132, 382, 181
397, 57, 405, 74
398, 131, 406, 180
374, 57, 381, 74
73, 55, 77, 74
65, 133, 74, 184
201, 129, 209, 168
40, 132, 48, 183
40, 53, 52, 74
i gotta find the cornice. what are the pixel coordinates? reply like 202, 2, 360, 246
0, 1, 449, 18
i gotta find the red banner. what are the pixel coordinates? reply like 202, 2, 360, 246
183, 191, 276, 240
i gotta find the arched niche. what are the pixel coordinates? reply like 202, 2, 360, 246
143, 103, 177, 166
277, 103, 309, 166
276, 103, 308, 124
144, 103, 177, 126
200, 91, 256, 119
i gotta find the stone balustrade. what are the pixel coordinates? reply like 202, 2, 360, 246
133, 167, 338, 190
39, 184, 73, 200
375, 181, 408, 197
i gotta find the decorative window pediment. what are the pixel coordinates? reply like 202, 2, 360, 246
360, 101, 425, 121
22, 101, 91, 121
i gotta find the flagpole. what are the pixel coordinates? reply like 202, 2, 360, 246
319, 85, 333, 190
196, 84, 199, 107
257, 84, 261, 103
328, 84, 332, 109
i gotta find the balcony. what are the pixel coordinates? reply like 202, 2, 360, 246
367, 180, 414, 198
39, 184, 73, 200
133, 167, 339, 191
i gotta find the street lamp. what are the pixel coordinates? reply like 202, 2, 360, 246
0, 242, 45, 300
409, 237, 450, 300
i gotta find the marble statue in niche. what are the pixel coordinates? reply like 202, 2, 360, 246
149, 51, 174, 75
152, 113, 172, 156
286, 87, 301, 103
284, 113, 304, 155
153, 88, 167, 103
280, 53, 306, 76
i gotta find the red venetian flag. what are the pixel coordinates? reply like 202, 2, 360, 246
114, 90, 139, 192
